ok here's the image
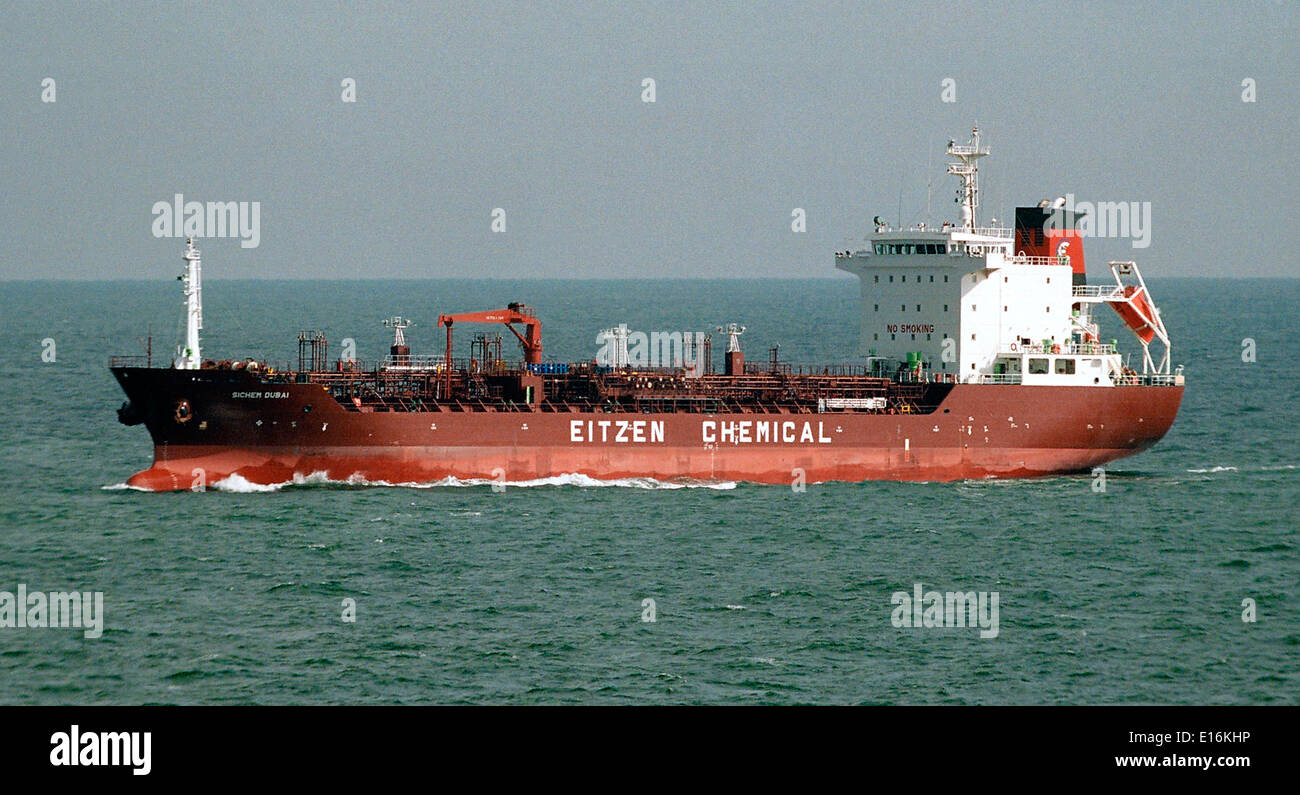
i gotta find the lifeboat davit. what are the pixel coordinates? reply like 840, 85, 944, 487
1111, 286, 1158, 344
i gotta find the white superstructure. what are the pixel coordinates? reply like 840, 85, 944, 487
835, 128, 1179, 388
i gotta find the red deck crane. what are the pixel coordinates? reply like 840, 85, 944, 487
437, 303, 543, 396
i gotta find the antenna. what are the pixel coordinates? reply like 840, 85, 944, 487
897, 172, 903, 228
926, 138, 933, 220
716, 323, 746, 353
137, 324, 153, 368
717, 323, 747, 376
383, 316, 413, 348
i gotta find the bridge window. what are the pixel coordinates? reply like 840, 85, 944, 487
874, 244, 884, 255
1056, 359, 1076, 374
889, 275, 894, 282
929, 275, 934, 282
916, 305, 921, 311
873, 304, 878, 312
1028, 358, 1049, 375
944, 275, 949, 283
873, 275, 879, 283
901, 304, 906, 311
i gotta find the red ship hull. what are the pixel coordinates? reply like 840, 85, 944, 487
113, 368, 1183, 490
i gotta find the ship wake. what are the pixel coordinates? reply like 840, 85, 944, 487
106, 471, 738, 493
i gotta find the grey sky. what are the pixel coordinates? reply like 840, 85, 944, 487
2, 0, 1295, 279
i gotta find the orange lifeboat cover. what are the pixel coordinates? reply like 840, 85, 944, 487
1111, 286, 1157, 343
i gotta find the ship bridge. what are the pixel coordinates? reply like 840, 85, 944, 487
834, 127, 1179, 388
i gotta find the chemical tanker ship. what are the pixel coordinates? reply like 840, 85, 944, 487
111, 129, 1183, 490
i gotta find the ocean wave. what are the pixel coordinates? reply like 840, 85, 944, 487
206, 470, 738, 492
484, 473, 737, 490
210, 473, 300, 492
1183, 463, 1298, 475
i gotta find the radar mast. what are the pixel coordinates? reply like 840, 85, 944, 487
946, 126, 989, 231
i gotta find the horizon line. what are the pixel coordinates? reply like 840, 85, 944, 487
3, 274, 1298, 283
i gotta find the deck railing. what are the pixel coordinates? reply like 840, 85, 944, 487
978, 373, 1023, 385
109, 355, 152, 368
1001, 342, 1117, 356
969, 227, 1013, 239
380, 354, 447, 370
981, 372, 1182, 386
1007, 255, 1069, 267
1072, 284, 1126, 299
1114, 373, 1183, 386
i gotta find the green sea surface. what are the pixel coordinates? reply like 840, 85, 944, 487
0, 278, 1294, 704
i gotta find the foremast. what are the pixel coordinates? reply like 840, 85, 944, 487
174, 238, 203, 369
